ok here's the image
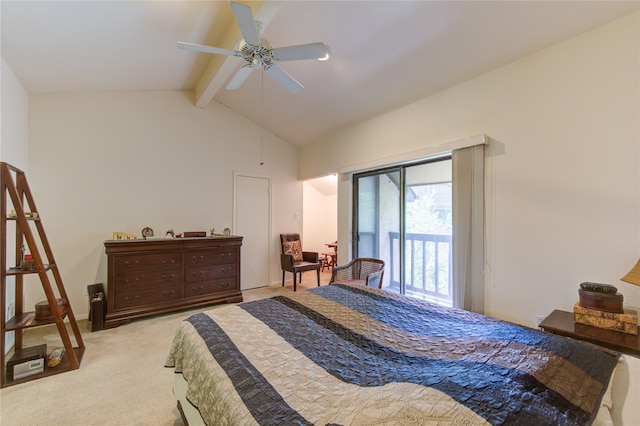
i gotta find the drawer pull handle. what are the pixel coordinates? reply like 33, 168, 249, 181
124, 296, 139, 303
220, 267, 231, 273
192, 271, 203, 277
221, 282, 230, 287
124, 260, 140, 267
191, 286, 205, 292
192, 255, 204, 262
162, 259, 176, 266
220, 252, 231, 258
124, 277, 139, 284
162, 274, 176, 281
162, 290, 176, 297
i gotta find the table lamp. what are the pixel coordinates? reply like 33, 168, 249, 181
621, 258, 640, 287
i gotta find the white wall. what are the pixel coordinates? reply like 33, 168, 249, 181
1, 57, 29, 352
300, 13, 640, 327
27, 90, 302, 318
1, 58, 29, 165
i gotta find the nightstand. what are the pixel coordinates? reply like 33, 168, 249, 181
539, 310, 640, 357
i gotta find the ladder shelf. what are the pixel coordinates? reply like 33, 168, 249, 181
0, 162, 85, 387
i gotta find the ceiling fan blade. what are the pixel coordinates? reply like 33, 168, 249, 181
177, 42, 242, 57
264, 64, 303, 94
226, 64, 257, 90
270, 43, 328, 61
230, 1, 261, 46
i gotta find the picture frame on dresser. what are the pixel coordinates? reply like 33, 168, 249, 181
103, 236, 243, 328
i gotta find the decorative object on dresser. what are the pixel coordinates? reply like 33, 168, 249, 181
112, 231, 138, 240
104, 236, 243, 328
183, 231, 206, 238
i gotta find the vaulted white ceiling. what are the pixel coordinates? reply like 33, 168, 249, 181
2, 1, 638, 146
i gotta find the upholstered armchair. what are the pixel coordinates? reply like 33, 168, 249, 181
280, 233, 321, 291
329, 258, 385, 289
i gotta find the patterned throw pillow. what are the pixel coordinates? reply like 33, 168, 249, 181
283, 240, 303, 262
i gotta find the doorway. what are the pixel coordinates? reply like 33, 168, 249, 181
302, 175, 338, 256
234, 172, 271, 290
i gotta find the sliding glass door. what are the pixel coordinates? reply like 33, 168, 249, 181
354, 157, 452, 305
354, 168, 401, 290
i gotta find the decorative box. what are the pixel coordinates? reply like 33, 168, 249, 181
578, 288, 624, 313
34, 298, 68, 320
184, 231, 206, 238
573, 303, 638, 335
7, 344, 47, 380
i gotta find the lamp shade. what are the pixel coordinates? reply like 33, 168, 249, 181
621, 258, 640, 286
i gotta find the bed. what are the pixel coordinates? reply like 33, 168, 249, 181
165, 283, 639, 425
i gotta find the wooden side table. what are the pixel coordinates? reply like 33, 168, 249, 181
539, 310, 640, 357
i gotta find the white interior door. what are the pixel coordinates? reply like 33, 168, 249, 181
234, 173, 270, 290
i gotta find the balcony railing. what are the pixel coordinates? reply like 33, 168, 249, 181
388, 231, 452, 304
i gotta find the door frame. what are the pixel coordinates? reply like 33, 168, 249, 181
233, 171, 272, 289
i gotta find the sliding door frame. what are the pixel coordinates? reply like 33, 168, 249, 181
352, 155, 450, 296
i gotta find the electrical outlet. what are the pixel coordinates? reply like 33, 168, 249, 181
7, 303, 15, 319
535, 315, 545, 325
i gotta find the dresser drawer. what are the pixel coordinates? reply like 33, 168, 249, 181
185, 279, 237, 298
114, 269, 181, 292
185, 249, 237, 267
113, 285, 183, 310
185, 264, 236, 284
115, 252, 182, 272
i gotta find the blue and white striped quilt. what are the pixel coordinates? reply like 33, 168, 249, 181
166, 283, 619, 425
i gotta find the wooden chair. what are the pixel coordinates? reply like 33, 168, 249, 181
321, 251, 336, 271
329, 258, 385, 289
280, 233, 321, 291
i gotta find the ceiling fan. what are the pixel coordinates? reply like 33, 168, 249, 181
177, 1, 329, 94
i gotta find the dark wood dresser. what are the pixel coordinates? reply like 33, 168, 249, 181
104, 236, 243, 328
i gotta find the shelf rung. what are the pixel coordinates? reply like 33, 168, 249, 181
5, 264, 56, 275
4, 310, 69, 331
1, 347, 85, 388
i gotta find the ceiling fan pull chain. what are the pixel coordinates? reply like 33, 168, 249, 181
260, 69, 265, 166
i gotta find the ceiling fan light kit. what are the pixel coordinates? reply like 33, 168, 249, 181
318, 45, 331, 61
177, 1, 329, 94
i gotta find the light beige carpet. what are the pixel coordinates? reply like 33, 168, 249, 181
0, 274, 330, 426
